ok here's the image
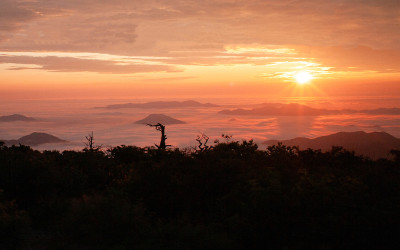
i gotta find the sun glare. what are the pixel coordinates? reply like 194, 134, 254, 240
294, 72, 313, 85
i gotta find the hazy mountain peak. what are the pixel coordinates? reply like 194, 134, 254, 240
0, 114, 36, 122
2, 132, 66, 146
134, 114, 186, 125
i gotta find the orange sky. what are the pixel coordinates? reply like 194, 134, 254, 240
1, 0, 399, 100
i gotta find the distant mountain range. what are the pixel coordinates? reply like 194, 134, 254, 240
2, 132, 66, 146
135, 114, 186, 125
219, 103, 400, 116
264, 131, 400, 159
0, 114, 36, 122
98, 100, 219, 109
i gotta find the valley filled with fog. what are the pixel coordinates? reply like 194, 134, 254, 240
1, 96, 400, 152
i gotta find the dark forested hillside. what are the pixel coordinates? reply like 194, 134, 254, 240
265, 131, 400, 160
1, 140, 399, 249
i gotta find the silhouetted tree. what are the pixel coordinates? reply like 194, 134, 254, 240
213, 134, 233, 144
84, 131, 101, 152
196, 133, 212, 151
147, 123, 170, 150
390, 149, 400, 163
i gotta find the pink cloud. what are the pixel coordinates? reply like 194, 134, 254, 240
0, 0, 399, 76
0, 55, 180, 74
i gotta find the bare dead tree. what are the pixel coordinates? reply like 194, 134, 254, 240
85, 131, 95, 151
196, 133, 212, 151
147, 123, 171, 150
84, 131, 102, 152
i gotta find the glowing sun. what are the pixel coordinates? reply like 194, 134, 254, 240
294, 72, 313, 85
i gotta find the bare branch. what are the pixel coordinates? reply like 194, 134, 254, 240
196, 133, 212, 151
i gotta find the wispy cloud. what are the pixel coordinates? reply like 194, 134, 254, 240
0, 0, 399, 79
0, 0, 39, 39
0, 53, 180, 74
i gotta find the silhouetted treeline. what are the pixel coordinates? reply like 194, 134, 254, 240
1, 140, 400, 249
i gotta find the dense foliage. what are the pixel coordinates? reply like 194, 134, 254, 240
0, 140, 399, 249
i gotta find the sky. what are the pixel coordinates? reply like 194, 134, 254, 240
0, 0, 399, 100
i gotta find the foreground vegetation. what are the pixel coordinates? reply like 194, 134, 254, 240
1, 139, 400, 249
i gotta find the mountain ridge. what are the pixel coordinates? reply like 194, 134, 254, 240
219, 103, 400, 116
0, 114, 36, 122
264, 131, 400, 159
98, 100, 219, 109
